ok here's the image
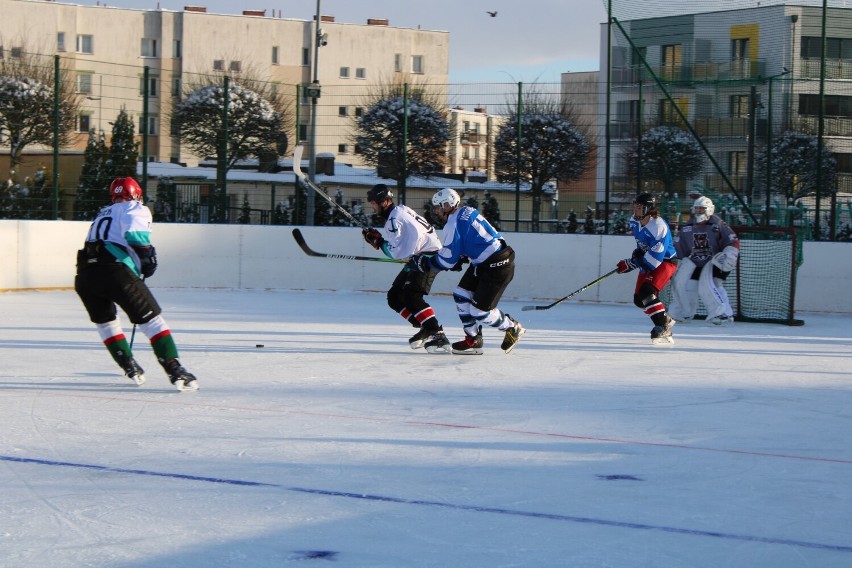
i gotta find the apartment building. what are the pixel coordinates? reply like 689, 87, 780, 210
0, 0, 449, 168
600, 4, 852, 207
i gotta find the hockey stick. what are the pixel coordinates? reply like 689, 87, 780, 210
292, 145, 369, 230
292, 228, 406, 263
129, 275, 145, 349
521, 268, 619, 311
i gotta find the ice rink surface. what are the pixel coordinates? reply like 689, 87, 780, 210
1, 287, 850, 567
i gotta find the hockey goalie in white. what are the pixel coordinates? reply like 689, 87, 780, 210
669, 196, 740, 325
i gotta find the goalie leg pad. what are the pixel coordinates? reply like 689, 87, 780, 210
669, 258, 699, 322
698, 263, 734, 321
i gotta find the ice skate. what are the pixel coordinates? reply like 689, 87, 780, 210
452, 328, 484, 355
119, 356, 146, 386
409, 327, 432, 349
163, 359, 199, 391
707, 315, 734, 326
500, 315, 525, 354
423, 328, 451, 354
650, 316, 676, 345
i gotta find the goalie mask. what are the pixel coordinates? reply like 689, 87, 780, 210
109, 177, 143, 203
692, 196, 715, 223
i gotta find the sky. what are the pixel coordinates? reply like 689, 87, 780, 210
80, 0, 609, 83
1, 287, 852, 566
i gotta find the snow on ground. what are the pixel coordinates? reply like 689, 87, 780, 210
1, 288, 851, 567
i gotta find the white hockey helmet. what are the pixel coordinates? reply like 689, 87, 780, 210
692, 196, 714, 223
432, 188, 461, 210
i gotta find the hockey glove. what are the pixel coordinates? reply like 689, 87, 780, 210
631, 248, 645, 262
408, 254, 434, 273
133, 245, 158, 278
711, 246, 739, 272
616, 258, 638, 274
362, 228, 385, 250
449, 257, 469, 271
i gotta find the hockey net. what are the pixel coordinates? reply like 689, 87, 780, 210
662, 226, 804, 326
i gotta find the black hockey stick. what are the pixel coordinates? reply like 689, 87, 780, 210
521, 268, 619, 311
292, 145, 369, 230
292, 228, 406, 264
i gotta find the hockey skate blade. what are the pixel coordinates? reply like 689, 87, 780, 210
131, 374, 146, 386
502, 327, 526, 354
424, 343, 451, 354
174, 378, 200, 392
451, 347, 484, 355
651, 336, 675, 346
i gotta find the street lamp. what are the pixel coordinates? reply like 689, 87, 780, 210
762, 67, 792, 225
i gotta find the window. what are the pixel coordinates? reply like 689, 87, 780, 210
799, 94, 852, 117
229, 60, 241, 73
302, 48, 310, 66
355, 67, 366, 79
730, 94, 750, 118
76, 34, 93, 54
78, 113, 91, 133
298, 124, 308, 142
170, 117, 181, 136
659, 98, 687, 125
394, 53, 402, 72
339, 66, 350, 78
728, 151, 747, 177
731, 38, 749, 61
139, 76, 158, 97
57, 32, 66, 52
338, 106, 348, 117
802, 37, 852, 60
338, 144, 348, 153
412, 55, 423, 74
173, 40, 182, 58
836, 153, 852, 174
355, 107, 363, 118
272, 46, 279, 65
10, 47, 22, 58
139, 114, 158, 135
354, 143, 363, 155
78, 73, 93, 95
172, 78, 182, 98
661, 44, 682, 67
213, 59, 225, 71
141, 38, 158, 57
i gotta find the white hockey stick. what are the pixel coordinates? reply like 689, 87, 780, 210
292, 145, 369, 230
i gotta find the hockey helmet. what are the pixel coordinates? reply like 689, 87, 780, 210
692, 196, 715, 223
633, 192, 657, 217
432, 188, 461, 210
109, 177, 143, 203
366, 183, 393, 203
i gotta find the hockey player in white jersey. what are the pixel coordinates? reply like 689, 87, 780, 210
74, 177, 199, 391
669, 196, 740, 325
362, 184, 451, 353
408, 188, 525, 355
616, 193, 679, 344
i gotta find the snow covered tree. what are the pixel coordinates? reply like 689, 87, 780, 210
75, 130, 110, 220
354, 83, 449, 186
630, 126, 704, 196
237, 194, 252, 224
494, 92, 590, 232
0, 167, 52, 220
0, 50, 79, 174
108, 108, 139, 179
464, 192, 479, 210
755, 130, 837, 201
583, 205, 597, 234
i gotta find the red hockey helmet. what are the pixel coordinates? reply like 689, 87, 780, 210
109, 177, 143, 203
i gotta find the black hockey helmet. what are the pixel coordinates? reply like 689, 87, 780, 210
366, 184, 393, 203
633, 192, 657, 217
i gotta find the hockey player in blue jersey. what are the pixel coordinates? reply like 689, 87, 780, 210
616, 193, 679, 344
408, 188, 525, 355
75, 177, 199, 390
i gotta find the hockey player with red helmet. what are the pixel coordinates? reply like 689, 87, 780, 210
74, 177, 199, 391
616, 193, 679, 344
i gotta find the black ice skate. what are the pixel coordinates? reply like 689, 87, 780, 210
423, 328, 451, 354
162, 359, 199, 391
408, 327, 433, 349
500, 315, 526, 354
452, 328, 484, 355
651, 316, 676, 345
118, 355, 146, 386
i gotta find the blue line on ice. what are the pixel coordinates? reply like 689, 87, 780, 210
4, 454, 851, 553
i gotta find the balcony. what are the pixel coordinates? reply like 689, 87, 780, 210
694, 117, 749, 137
796, 115, 852, 137
460, 132, 481, 144
611, 59, 765, 85
800, 58, 852, 80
